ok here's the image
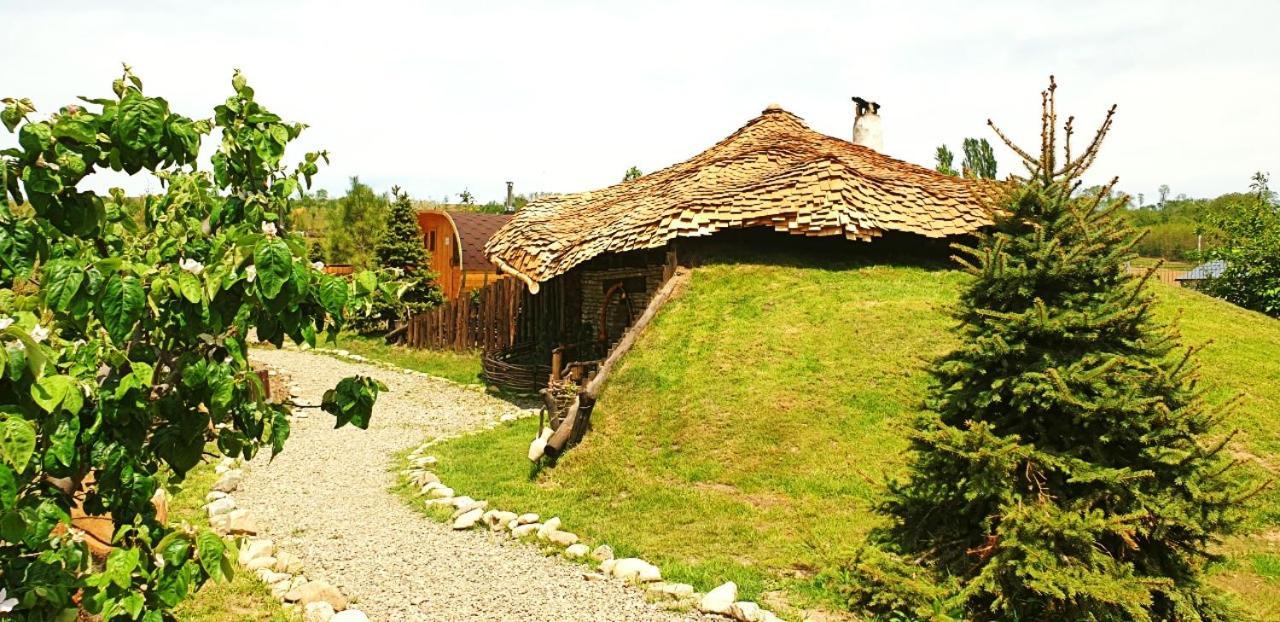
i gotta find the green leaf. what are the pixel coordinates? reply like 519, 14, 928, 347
0, 510, 24, 541
321, 375, 384, 430
268, 408, 290, 457
354, 270, 377, 295
196, 529, 225, 580
121, 592, 145, 620
52, 113, 98, 144
48, 410, 81, 467
0, 417, 37, 469
32, 374, 76, 413
115, 92, 165, 151
178, 270, 202, 304
318, 276, 349, 317
0, 464, 16, 508
45, 261, 86, 312
253, 238, 292, 299
104, 546, 141, 588
99, 274, 145, 343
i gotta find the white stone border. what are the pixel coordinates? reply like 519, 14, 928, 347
401, 440, 785, 622
204, 458, 368, 622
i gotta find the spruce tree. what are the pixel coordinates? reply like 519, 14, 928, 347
370, 187, 441, 326
840, 78, 1245, 621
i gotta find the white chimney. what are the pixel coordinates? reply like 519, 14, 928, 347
851, 96, 882, 151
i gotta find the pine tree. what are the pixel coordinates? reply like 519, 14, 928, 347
369, 187, 441, 328
837, 78, 1245, 621
375, 186, 430, 271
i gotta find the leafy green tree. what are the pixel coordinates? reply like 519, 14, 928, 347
457, 189, 474, 205
834, 78, 1243, 621
961, 137, 997, 179
1200, 173, 1280, 317
623, 166, 643, 182
934, 145, 958, 177
325, 176, 387, 269
0, 68, 389, 620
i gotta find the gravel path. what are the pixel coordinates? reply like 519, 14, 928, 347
241, 347, 704, 622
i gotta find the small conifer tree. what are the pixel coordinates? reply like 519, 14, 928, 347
356, 187, 441, 333
837, 78, 1246, 621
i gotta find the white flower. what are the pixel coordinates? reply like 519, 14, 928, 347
245, 265, 257, 283
0, 317, 12, 331
311, 261, 325, 271
179, 257, 205, 275
260, 221, 278, 237
0, 587, 16, 613
30, 324, 49, 343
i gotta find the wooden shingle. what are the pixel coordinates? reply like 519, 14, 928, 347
487, 105, 997, 291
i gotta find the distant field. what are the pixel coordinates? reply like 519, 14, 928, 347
418, 252, 1280, 619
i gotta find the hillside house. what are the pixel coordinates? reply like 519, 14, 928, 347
416, 210, 512, 299
482, 103, 997, 380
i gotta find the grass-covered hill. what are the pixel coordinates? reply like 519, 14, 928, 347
425, 247, 1280, 620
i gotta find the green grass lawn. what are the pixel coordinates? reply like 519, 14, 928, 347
413, 252, 1280, 620
169, 461, 296, 622
325, 332, 484, 385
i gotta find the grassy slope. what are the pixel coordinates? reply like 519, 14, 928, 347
425, 254, 1280, 618
169, 462, 296, 622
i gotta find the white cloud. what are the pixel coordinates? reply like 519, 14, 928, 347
2, 0, 1276, 203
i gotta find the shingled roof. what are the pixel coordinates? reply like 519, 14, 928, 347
487, 104, 996, 291
447, 211, 512, 273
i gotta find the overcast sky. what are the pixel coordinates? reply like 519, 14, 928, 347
3, 0, 1277, 204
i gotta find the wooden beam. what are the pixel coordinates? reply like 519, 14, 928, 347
583, 267, 689, 400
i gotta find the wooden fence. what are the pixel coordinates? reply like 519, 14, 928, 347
404, 277, 548, 352
1125, 266, 1187, 286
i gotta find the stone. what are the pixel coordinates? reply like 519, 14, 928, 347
583, 572, 608, 581
591, 544, 614, 562
487, 511, 517, 530
528, 427, 553, 461
510, 523, 540, 538
204, 491, 227, 503
699, 582, 738, 615
222, 509, 258, 535
286, 580, 348, 611
205, 497, 236, 518
412, 455, 438, 467
257, 569, 291, 585
546, 530, 579, 547
423, 497, 454, 507
499, 413, 518, 423
304, 601, 335, 622
452, 508, 484, 530
214, 464, 230, 474
331, 610, 369, 622
448, 496, 477, 510
451, 500, 488, 519
598, 559, 617, 574
428, 486, 454, 499
516, 513, 539, 525
564, 543, 590, 558
275, 550, 303, 574
212, 469, 243, 493
413, 471, 440, 487
647, 582, 695, 600
730, 601, 766, 622
238, 538, 274, 566
611, 558, 660, 582
245, 556, 277, 571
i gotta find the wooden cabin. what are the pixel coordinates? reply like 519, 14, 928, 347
478, 103, 998, 393
416, 210, 512, 300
